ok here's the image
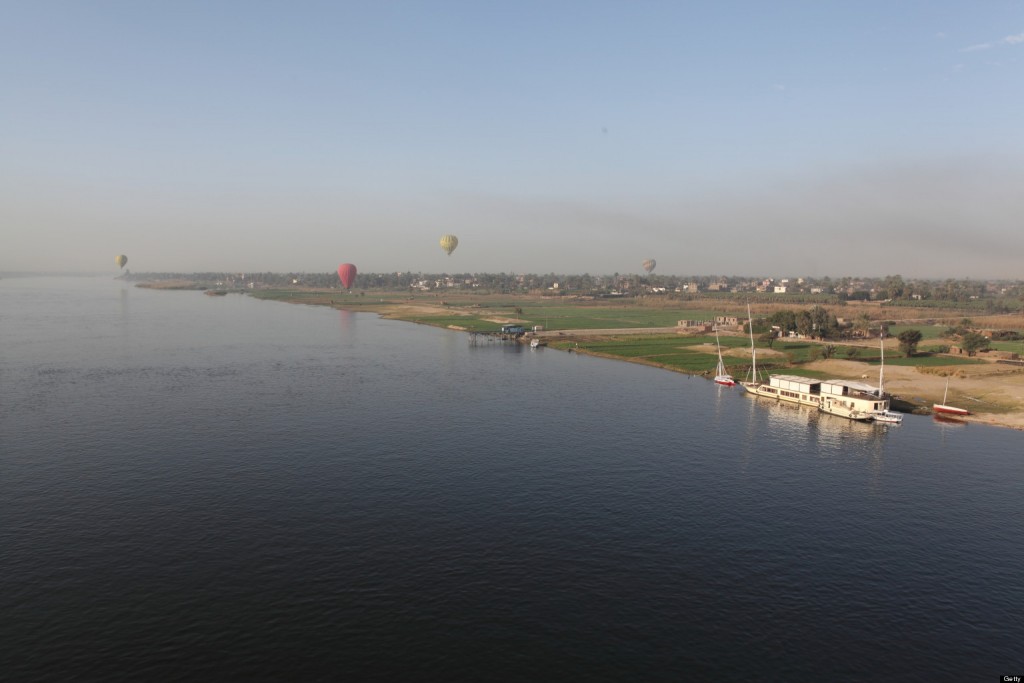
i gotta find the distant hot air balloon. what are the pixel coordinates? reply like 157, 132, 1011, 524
439, 234, 459, 256
337, 263, 357, 289
115, 254, 128, 269
642, 259, 656, 274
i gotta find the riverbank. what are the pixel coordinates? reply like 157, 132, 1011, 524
229, 286, 1024, 430
550, 334, 1024, 430
378, 301, 1024, 430
804, 358, 1024, 430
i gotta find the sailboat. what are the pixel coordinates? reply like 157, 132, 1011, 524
739, 304, 762, 395
872, 333, 903, 424
933, 377, 970, 416
713, 328, 736, 386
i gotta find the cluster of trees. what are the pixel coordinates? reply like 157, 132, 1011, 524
958, 332, 991, 356
752, 306, 842, 341
897, 330, 923, 356
751, 309, 1000, 358
934, 318, 992, 357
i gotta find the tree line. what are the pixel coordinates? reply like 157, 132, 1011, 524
127, 270, 1024, 305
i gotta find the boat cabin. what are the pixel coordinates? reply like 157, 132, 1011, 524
762, 375, 823, 405
820, 379, 889, 413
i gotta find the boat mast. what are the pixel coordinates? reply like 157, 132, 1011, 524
878, 331, 884, 397
715, 328, 724, 371
747, 303, 757, 381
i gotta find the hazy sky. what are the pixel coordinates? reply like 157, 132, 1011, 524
3, 1, 1023, 278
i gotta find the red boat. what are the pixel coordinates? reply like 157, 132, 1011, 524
933, 404, 970, 416
933, 378, 970, 416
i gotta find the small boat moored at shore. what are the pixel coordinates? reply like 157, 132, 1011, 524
933, 378, 970, 416
739, 304, 764, 395
871, 333, 903, 424
872, 409, 904, 424
713, 328, 735, 386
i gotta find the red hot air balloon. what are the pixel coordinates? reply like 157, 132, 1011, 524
337, 263, 357, 289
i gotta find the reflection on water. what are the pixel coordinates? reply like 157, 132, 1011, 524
337, 308, 356, 337
933, 413, 969, 450
712, 381, 729, 420
743, 392, 893, 485
933, 413, 969, 427
749, 393, 886, 444
119, 285, 129, 317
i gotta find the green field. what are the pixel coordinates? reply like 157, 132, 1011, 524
556, 332, 990, 377
550, 334, 737, 374
877, 355, 985, 367
990, 340, 1024, 353
408, 304, 725, 333
554, 335, 837, 375
251, 290, 733, 331
505, 304, 725, 330
888, 324, 946, 340
403, 316, 494, 331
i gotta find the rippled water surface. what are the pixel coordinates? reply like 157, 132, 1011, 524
2, 277, 1022, 681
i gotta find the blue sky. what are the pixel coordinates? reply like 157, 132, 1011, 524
3, 1, 1023, 277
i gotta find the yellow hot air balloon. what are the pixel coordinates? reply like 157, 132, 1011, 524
115, 254, 128, 269
439, 234, 459, 256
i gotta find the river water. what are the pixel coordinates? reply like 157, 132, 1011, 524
1, 277, 1021, 682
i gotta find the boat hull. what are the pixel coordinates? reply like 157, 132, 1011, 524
933, 404, 970, 416
739, 382, 760, 396
820, 401, 875, 422
714, 376, 736, 386
751, 383, 820, 408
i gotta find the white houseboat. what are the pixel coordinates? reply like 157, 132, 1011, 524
749, 374, 889, 422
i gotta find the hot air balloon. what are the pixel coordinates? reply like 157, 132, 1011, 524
337, 263, 357, 289
115, 254, 128, 269
439, 234, 459, 256
642, 259, 656, 274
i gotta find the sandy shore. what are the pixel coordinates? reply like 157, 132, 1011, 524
803, 357, 1024, 430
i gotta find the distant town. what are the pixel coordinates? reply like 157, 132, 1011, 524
122, 271, 1024, 311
